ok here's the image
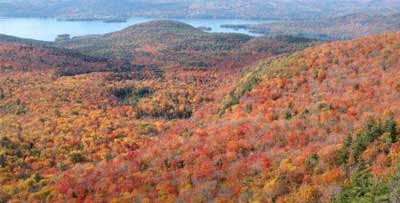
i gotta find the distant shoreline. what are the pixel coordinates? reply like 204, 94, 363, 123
0, 15, 281, 22
0, 17, 270, 41
57, 17, 128, 23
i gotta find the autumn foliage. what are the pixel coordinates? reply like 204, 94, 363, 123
2, 22, 400, 202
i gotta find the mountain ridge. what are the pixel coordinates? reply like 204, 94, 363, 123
226, 12, 400, 40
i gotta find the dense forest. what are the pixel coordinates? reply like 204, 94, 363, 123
1, 20, 400, 202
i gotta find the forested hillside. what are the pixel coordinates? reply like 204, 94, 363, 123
55, 20, 252, 59
1, 18, 400, 202
0, 21, 320, 202
47, 31, 400, 203
0, 42, 137, 76
56, 20, 317, 70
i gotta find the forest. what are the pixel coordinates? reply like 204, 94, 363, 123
1, 20, 400, 202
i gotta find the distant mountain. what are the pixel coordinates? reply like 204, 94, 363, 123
1, 0, 400, 20
54, 20, 318, 71
56, 20, 252, 59
1, 20, 318, 73
227, 13, 400, 40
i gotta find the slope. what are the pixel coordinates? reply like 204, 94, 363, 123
0, 41, 135, 76
0, 22, 319, 202
48, 32, 400, 202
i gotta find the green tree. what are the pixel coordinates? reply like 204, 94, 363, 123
334, 166, 389, 203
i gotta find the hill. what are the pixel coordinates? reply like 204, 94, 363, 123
0, 22, 319, 202
1, 0, 400, 20
56, 20, 252, 58
1, 26, 400, 202
229, 13, 400, 40
56, 20, 317, 70
0, 40, 136, 76
0, 34, 52, 46
49, 31, 400, 202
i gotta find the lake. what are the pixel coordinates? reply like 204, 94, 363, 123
0, 17, 269, 41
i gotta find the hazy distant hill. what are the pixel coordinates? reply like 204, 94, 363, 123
226, 13, 400, 40
0, 34, 53, 47
0, 34, 137, 76
55, 20, 252, 59
54, 20, 317, 70
1, 0, 400, 20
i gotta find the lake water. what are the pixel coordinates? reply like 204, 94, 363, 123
0, 17, 269, 41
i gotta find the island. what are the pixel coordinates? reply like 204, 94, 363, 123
55, 34, 71, 42
57, 17, 128, 23
197, 26, 212, 31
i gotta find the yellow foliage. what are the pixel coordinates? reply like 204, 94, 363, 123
30, 186, 53, 202
263, 177, 287, 199
279, 159, 297, 172
284, 185, 321, 203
